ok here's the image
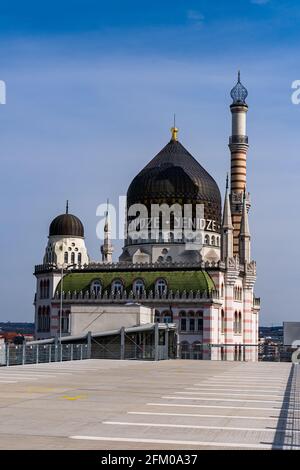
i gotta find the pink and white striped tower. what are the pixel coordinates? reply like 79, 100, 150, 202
240, 192, 257, 361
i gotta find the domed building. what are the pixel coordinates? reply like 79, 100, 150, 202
43, 202, 89, 267
121, 128, 222, 264
34, 74, 260, 361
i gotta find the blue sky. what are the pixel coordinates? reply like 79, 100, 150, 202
0, 0, 299, 325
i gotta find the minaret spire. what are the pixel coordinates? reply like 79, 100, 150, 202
101, 199, 113, 264
221, 174, 234, 260
66, 200, 69, 214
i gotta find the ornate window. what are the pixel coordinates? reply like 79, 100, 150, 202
155, 278, 167, 297
78, 253, 82, 265
71, 252, 75, 264
91, 280, 102, 296
133, 279, 145, 297
111, 279, 124, 295
64, 252, 68, 264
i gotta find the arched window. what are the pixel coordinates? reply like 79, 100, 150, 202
204, 234, 210, 245
46, 306, 50, 331
188, 311, 195, 332
91, 280, 102, 296
46, 280, 50, 299
71, 252, 75, 264
234, 311, 238, 334
111, 279, 124, 295
238, 312, 242, 334
61, 310, 70, 333
40, 280, 44, 299
162, 310, 173, 324
155, 279, 167, 297
78, 253, 82, 265
64, 252, 68, 264
42, 306, 46, 331
179, 311, 187, 332
211, 235, 215, 246
133, 279, 145, 297
221, 309, 225, 333
196, 311, 203, 332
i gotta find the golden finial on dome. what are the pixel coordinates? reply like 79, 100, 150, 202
171, 114, 178, 141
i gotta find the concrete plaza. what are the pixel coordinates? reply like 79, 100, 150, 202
0, 359, 299, 450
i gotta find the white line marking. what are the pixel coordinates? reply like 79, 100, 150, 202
191, 386, 286, 391
0, 374, 57, 378
179, 391, 285, 398
69, 435, 299, 450
128, 412, 287, 421
0, 380, 18, 383
220, 376, 289, 380
203, 379, 287, 384
162, 396, 288, 404
103, 420, 299, 434
147, 403, 284, 411
0, 376, 38, 381
187, 388, 286, 393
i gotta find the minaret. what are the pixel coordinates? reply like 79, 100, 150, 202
239, 188, 251, 263
221, 174, 234, 261
229, 72, 250, 255
101, 200, 113, 263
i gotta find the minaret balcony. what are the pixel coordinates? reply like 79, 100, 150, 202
229, 135, 248, 144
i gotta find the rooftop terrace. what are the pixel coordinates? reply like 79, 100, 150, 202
0, 360, 299, 450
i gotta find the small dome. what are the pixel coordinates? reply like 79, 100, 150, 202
49, 213, 84, 237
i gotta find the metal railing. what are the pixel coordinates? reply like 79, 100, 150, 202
0, 343, 89, 367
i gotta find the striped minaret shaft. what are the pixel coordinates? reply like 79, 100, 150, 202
228, 72, 249, 255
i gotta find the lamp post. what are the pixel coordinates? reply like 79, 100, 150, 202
52, 249, 76, 360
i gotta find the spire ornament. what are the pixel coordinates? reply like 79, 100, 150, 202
230, 71, 248, 105
170, 114, 178, 141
